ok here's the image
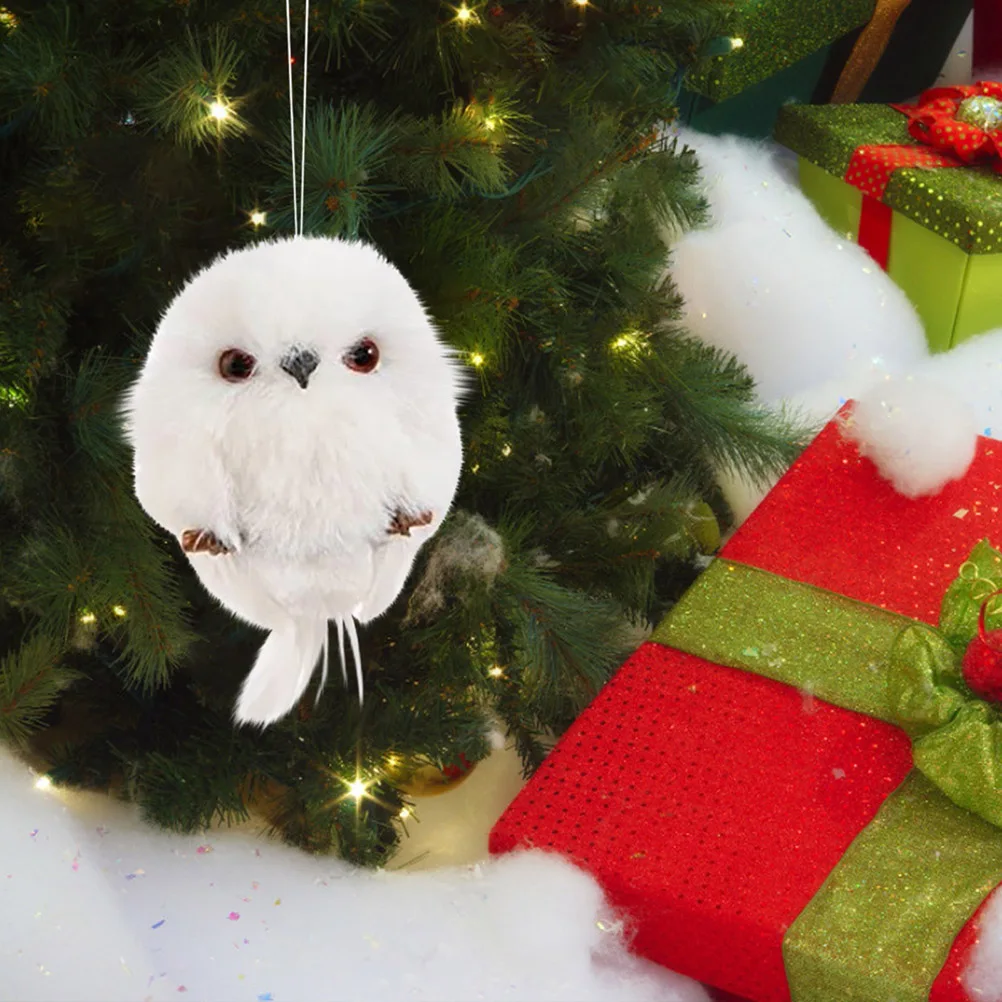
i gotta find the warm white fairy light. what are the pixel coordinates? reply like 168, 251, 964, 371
112, 605, 127, 618
573, 0, 589, 6
209, 101, 230, 121
488, 666, 504, 678
730, 37, 744, 49
469, 352, 485, 367
398, 807, 411, 819
79, 611, 97, 625
34, 776, 52, 791
484, 117, 498, 132
347, 778, 369, 800
455, 3, 475, 23
501, 444, 512, 457
611, 330, 647, 354
250, 210, 267, 227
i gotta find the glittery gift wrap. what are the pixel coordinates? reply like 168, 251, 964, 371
688, 0, 874, 102
491, 410, 1002, 1002
774, 103, 1002, 352
775, 104, 1002, 254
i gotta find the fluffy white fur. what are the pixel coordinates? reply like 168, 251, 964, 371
672, 128, 1000, 514
0, 751, 709, 1002
124, 237, 464, 726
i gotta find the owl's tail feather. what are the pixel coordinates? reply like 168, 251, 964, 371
233, 619, 327, 727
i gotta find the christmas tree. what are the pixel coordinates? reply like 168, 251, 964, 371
0, 0, 803, 865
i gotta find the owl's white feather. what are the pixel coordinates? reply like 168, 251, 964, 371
123, 236, 464, 727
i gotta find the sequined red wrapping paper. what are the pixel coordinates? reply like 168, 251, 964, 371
490, 415, 1002, 1001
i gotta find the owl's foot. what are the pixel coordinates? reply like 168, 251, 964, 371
181, 528, 233, 556
387, 508, 433, 537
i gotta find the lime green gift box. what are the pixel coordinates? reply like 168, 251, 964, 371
775, 103, 1002, 353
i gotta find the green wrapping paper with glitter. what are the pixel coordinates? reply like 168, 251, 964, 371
651, 544, 1002, 1001
688, 0, 875, 102
773, 103, 1002, 353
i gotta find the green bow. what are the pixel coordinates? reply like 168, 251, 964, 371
889, 540, 1002, 828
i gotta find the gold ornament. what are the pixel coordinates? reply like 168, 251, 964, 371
956, 95, 1002, 134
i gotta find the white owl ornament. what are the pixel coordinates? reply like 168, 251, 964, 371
124, 237, 464, 726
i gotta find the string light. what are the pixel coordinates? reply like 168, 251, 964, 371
112, 605, 127, 618
488, 666, 504, 678
34, 776, 52, 791
347, 777, 369, 800
501, 444, 512, 457
208, 101, 231, 121
471, 463, 481, 474
250, 210, 267, 227
0, 7, 17, 28
79, 611, 97, 625
610, 330, 649, 356
454, 3, 476, 24
469, 352, 485, 367
398, 807, 411, 819
483, 117, 498, 132
730, 37, 744, 49
385, 754, 401, 768
573, 0, 589, 6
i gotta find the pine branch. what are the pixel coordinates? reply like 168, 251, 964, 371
0, 633, 77, 744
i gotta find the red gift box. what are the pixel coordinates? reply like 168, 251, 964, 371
489, 411, 1002, 1002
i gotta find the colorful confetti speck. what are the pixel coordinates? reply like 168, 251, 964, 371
29, 829, 38, 838
273, 898, 281, 906
152, 919, 165, 929
177, 987, 187, 994
71, 853, 80, 871
196, 844, 213, 854
251, 881, 259, 890
227, 911, 240, 921
125, 869, 146, 880
257, 994, 273, 1001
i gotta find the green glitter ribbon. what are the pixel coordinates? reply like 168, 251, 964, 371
688, 0, 874, 102
784, 771, 1002, 1002
652, 541, 1002, 1000
774, 103, 1002, 254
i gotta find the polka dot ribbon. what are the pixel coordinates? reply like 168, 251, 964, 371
843, 81, 1002, 270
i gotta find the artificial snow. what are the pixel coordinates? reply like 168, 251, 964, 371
0, 750, 708, 1002
671, 128, 1002, 515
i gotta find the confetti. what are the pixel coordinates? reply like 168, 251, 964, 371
228, 911, 240, 921
152, 919, 165, 929
71, 853, 80, 871
177, 987, 188, 994
196, 844, 213, 855
954, 509, 970, 519
274, 898, 281, 906
257, 994, 273, 1001
125, 869, 146, 880
251, 881, 260, 890
29, 829, 38, 838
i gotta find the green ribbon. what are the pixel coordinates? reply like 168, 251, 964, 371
652, 540, 1002, 1000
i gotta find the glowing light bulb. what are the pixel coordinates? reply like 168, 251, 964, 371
573, 0, 589, 6
611, 331, 646, 354
398, 808, 411, 819
488, 666, 504, 678
501, 444, 512, 457
471, 463, 480, 474
347, 778, 368, 800
209, 101, 230, 121
385, 754, 401, 768
112, 605, 127, 618
34, 776, 52, 791
250, 210, 267, 227
730, 37, 744, 49
613, 336, 630, 350
455, 3, 474, 23
469, 352, 485, 367
79, 611, 97, 625
484, 117, 498, 132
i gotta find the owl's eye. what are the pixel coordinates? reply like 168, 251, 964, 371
219, 349, 257, 382
343, 337, 380, 374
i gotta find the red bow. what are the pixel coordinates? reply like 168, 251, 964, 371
893, 81, 1002, 172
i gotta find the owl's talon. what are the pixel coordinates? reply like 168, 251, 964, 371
387, 509, 433, 537
181, 528, 233, 555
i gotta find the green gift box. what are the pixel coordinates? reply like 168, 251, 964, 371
680, 0, 875, 139
775, 101, 1002, 353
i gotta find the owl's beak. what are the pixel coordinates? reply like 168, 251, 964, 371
280, 348, 320, 390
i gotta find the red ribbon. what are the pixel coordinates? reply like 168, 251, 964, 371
841, 81, 1002, 270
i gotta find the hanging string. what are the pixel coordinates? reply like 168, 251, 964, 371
299, 0, 310, 235
284, 0, 299, 235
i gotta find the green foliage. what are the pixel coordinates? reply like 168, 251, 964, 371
0, 0, 806, 865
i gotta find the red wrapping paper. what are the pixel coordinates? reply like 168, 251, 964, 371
490, 415, 1002, 1001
